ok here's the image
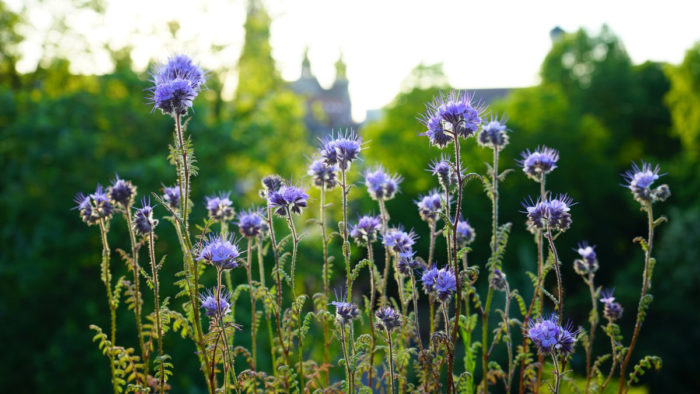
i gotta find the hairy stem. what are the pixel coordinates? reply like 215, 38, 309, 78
341, 168, 352, 301
98, 220, 119, 394
367, 243, 377, 390
339, 324, 353, 393
482, 146, 500, 394
148, 232, 165, 394
124, 209, 148, 383
319, 187, 331, 387
386, 328, 396, 394
585, 273, 598, 392
245, 239, 257, 370
544, 228, 564, 320
378, 199, 390, 305
285, 212, 304, 390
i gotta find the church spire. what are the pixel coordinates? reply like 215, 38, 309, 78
334, 53, 347, 81
301, 47, 312, 78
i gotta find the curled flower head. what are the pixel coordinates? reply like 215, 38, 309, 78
320, 130, 362, 170
260, 175, 285, 198
428, 156, 459, 190
308, 159, 339, 190
622, 162, 670, 204
74, 185, 114, 226
382, 227, 417, 256
523, 194, 574, 233
396, 250, 420, 275
421, 265, 439, 294
162, 186, 180, 210
331, 291, 360, 325
600, 289, 624, 321
375, 307, 401, 331
435, 268, 457, 302
350, 215, 382, 245
200, 289, 231, 318
477, 116, 509, 149
573, 241, 599, 276
527, 315, 578, 356
490, 268, 507, 291
198, 234, 241, 270
205, 192, 235, 222
108, 175, 137, 207
518, 146, 559, 182
237, 209, 268, 238
456, 219, 476, 247
267, 185, 309, 216
150, 55, 205, 116
364, 167, 401, 201
415, 189, 442, 223
420, 90, 483, 147
133, 199, 158, 235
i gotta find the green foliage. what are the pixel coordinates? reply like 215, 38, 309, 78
628, 355, 662, 385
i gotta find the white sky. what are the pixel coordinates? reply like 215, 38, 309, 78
8, 0, 700, 121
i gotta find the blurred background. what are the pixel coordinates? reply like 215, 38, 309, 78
1, 0, 699, 392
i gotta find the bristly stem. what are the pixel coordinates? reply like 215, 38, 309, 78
264, 204, 290, 366
618, 202, 654, 394
245, 238, 257, 370
601, 321, 619, 391
378, 199, 390, 305
551, 353, 562, 394
482, 146, 500, 394
285, 211, 304, 390
367, 243, 377, 390
544, 227, 564, 321
339, 323, 353, 393
341, 167, 352, 302
427, 221, 437, 338
504, 283, 515, 393
584, 272, 598, 392
174, 113, 190, 233
123, 208, 148, 384
148, 232, 165, 394
216, 269, 240, 394
319, 187, 331, 387
386, 327, 396, 394
97, 219, 119, 394
255, 236, 278, 372
410, 270, 424, 351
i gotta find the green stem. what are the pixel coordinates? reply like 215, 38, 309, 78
386, 328, 395, 394
245, 238, 257, 370
482, 146, 500, 394
148, 232, 165, 394
98, 219, 119, 394
367, 243, 377, 390
341, 168, 352, 302
285, 212, 304, 390
584, 273, 598, 392
340, 324, 353, 393
378, 200, 390, 305
124, 209, 148, 383
320, 187, 331, 387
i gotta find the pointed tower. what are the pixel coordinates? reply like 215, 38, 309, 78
234, 0, 280, 115
328, 53, 352, 127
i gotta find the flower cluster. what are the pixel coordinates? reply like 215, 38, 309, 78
331, 300, 360, 325
206, 193, 235, 222
490, 268, 507, 291
267, 185, 309, 216
422, 266, 457, 302
364, 167, 401, 201
455, 219, 476, 247
108, 175, 137, 207
375, 307, 401, 331
200, 289, 231, 318
237, 209, 267, 238
420, 90, 483, 147
350, 215, 382, 245
524, 194, 574, 233
428, 156, 459, 190
527, 315, 577, 355
573, 241, 599, 276
622, 162, 671, 205
320, 130, 362, 170
477, 116, 509, 149
151, 55, 206, 116
162, 186, 180, 210
415, 189, 442, 223
519, 146, 559, 182
133, 200, 158, 235
74, 186, 114, 226
308, 159, 339, 190
198, 235, 241, 270
600, 289, 623, 321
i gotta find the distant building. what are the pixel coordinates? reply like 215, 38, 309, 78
289, 49, 356, 139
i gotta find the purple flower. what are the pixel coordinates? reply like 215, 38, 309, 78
456, 219, 476, 247
74, 185, 113, 226
420, 90, 483, 147
415, 189, 442, 222
527, 315, 578, 356
435, 268, 457, 302
375, 307, 401, 331
267, 185, 309, 216
382, 227, 417, 255
600, 288, 623, 321
108, 175, 137, 207
364, 166, 402, 201
308, 159, 339, 190
260, 175, 285, 198
200, 289, 231, 318
331, 292, 360, 325
428, 156, 459, 190
523, 194, 574, 233
477, 116, 509, 149
133, 199, 158, 235
350, 215, 382, 245
622, 162, 670, 204
518, 146, 559, 182
162, 186, 180, 210
237, 209, 268, 238
320, 130, 362, 170
573, 241, 599, 276
205, 192, 235, 222
150, 55, 205, 116
396, 250, 420, 274
198, 234, 241, 270
421, 266, 439, 294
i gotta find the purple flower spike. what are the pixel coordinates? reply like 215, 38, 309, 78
364, 166, 402, 201
198, 234, 242, 270
518, 146, 559, 182
622, 162, 670, 204
267, 185, 309, 216
420, 90, 484, 148
320, 130, 362, 171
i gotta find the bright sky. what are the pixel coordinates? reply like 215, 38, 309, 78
8, 0, 700, 122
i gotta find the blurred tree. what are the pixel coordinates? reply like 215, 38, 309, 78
666, 42, 700, 158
